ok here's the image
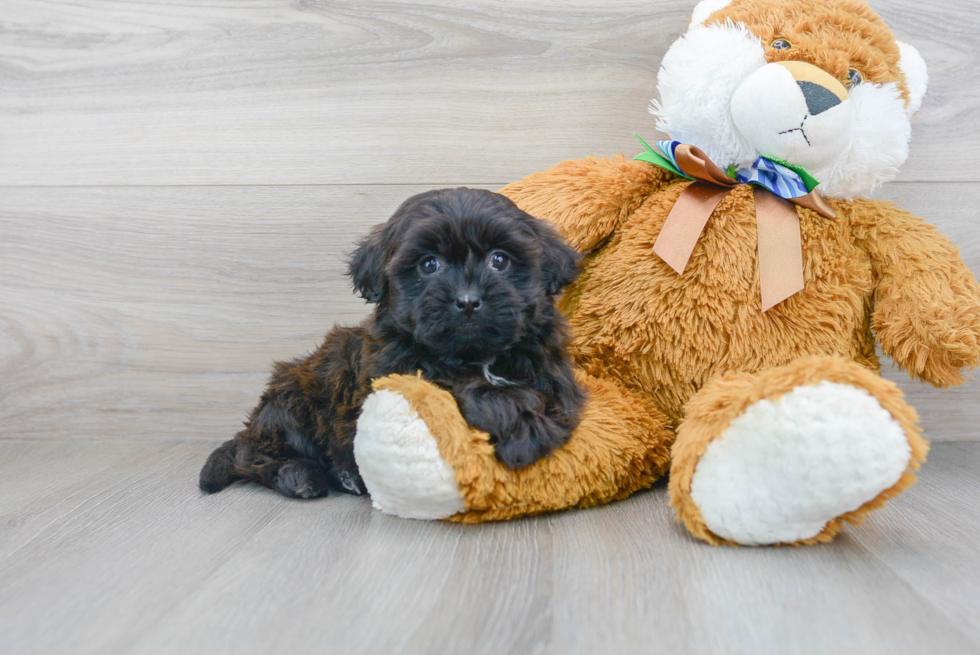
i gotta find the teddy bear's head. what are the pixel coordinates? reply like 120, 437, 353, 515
651, 0, 927, 199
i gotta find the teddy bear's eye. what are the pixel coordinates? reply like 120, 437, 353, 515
771, 39, 792, 50
846, 68, 864, 88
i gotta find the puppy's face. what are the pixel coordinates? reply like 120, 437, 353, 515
348, 188, 579, 360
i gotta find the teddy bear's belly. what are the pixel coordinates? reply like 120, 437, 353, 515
561, 187, 877, 424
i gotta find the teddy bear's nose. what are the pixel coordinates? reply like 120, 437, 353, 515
797, 80, 841, 116
775, 60, 849, 116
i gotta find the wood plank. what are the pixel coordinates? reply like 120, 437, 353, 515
0, 439, 176, 554
0, 0, 976, 186
0, 440, 287, 655
0, 440, 977, 654
0, 185, 485, 441
128, 498, 555, 655
3, 183, 980, 442
546, 468, 980, 655
852, 443, 980, 644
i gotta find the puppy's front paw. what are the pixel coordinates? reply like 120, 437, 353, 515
493, 416, 569, 470
493, 437, 540, 470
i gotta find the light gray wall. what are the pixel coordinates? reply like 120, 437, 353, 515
2, 0, 978, 441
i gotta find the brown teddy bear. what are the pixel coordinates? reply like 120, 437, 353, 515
351, 0, 980, 546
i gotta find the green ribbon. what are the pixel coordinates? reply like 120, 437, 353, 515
633, 133, 692, 180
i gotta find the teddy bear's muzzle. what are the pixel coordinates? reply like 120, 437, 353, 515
730, 60, 854, 171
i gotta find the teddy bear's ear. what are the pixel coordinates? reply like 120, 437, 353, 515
897, 41, 928, 117
689, 0, 734, 29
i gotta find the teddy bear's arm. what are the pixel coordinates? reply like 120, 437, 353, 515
851, 200, 980, 387
500, 155, 671, 252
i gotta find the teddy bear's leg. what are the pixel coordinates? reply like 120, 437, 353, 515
669, 356, 929, 546
354, 371, 673, 522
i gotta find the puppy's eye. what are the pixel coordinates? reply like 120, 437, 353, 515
846, 68, 863, 88
488, 251, 510, 272
771, 39, 792, 50
419, 256, 441, 275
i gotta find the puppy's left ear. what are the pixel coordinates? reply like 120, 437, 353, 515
536, 221, 581, 295
347, 224, 387, 303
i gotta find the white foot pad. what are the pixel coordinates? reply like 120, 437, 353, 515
690, 381, 911, 545
354, 389, 466, 520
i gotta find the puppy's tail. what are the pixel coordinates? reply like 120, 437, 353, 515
199, 439, 240, 494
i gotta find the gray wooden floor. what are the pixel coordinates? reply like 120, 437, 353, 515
0, 440, 978, 655
3, 1, 980, 653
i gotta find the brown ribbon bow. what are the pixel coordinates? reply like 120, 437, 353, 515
652, 144, 836, 312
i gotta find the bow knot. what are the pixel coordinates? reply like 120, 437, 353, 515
635, 137, 836, 312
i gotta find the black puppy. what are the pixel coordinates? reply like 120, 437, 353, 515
199, 188, 586, 499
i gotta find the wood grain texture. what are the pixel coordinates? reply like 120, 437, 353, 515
0, 184, 481, 441
0, 0, 977, 186
0, 439, 978, 655
3, 183, 979, 442
851, 444, 980, 644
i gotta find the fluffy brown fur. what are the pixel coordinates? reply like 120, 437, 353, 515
490, 153, 980, 540
507, 156, 980, 424
707, 0, 910, 102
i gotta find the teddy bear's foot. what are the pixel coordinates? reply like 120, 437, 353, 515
669, 356, 929, 546
354, 372, 673, 522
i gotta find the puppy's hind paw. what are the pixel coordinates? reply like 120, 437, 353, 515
276, 459, 331, 499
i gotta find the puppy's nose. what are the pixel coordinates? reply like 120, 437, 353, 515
455, 295, 482, 316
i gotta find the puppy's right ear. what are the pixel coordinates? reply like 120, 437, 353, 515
539, 230, 581, 295
347, 225, 387, 303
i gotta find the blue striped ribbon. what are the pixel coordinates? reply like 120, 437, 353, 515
652, 140, 814, 200
735, 157, 810, 199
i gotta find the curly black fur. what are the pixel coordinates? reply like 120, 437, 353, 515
200, 188, 586, 499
